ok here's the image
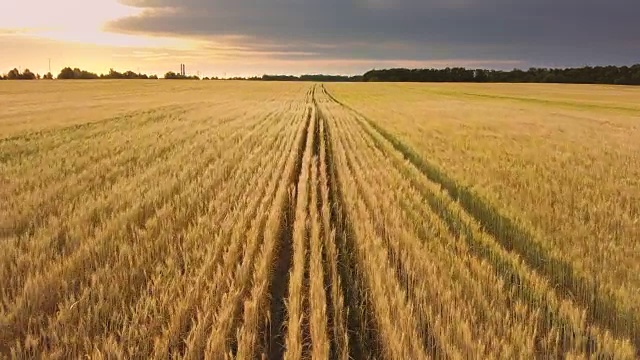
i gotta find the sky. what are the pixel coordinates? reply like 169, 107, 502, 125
2, 0, 639, 77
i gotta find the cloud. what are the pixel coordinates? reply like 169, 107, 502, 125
105, 0, 640, 67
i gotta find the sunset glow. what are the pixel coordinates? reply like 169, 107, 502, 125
2, 0, 187, 48
3, 0, 138, 33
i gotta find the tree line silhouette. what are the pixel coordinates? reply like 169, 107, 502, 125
163, 71, 200, 80
0, 68, 53, 80
251, 74, 362, 82
362, 65, 640, 85
226, 66, 640, 84
2, 64, 640, 85
0, 67, 159, 80
57, 68, 159, 79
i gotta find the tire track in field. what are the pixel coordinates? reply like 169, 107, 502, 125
323, 102, 450, 358
316, 91, 382, 360
315, 115, 339, 360
269, 86, 381, 359
266, 89, 313, 360
320, 84, 640, 356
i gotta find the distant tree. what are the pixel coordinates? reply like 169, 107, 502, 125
43, 72, 54, 80
474, 69, 489, 82
99, 69, 154, 79
7, 68, 20, 80
22, 69, 36, 80
57, 67, 99, 79
80, 68, 98, 79
57, 67, 75, 79
164, 71, 199, 80
631, 65, 640, 85
108, 68, 123, 79
3, 68, 37, 80
123, 70, 137, 79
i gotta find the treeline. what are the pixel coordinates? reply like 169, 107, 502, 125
0, 68, 54, 80
250, 74, 362, 82
164, 71, 200, 80
216, 66, 640, 85
102, 69, 158, 79
4, 64, 640, 85
58, 67, 159, 79
363, 64, 640, 85
0, 67, 159, 80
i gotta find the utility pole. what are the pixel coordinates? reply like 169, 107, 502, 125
48, 58, 51, 74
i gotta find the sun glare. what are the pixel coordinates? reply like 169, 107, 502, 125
1, 0, 183, 48
3, 0, 137, 30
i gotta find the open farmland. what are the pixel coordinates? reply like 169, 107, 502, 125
1, 81, 639, 359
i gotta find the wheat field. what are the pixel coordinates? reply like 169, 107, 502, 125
1, 81, 639, 359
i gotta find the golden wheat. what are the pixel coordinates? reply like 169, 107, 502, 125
1, 81, 638, 359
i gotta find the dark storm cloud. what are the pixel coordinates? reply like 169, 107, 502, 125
108, 0, 640, 67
